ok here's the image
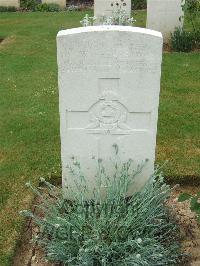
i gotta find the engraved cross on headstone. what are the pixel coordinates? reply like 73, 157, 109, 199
67, 78, 151, 137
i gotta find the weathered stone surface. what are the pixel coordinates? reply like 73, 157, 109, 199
0, 0, 20, 8
147, 0, 184, 41
94, 0, 131, 19
41, 0, 66, 8
57, 26, 163, 196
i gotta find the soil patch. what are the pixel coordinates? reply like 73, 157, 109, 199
163, 43, 172, 53
13, 185, 200, 266
167, 186, 200, 266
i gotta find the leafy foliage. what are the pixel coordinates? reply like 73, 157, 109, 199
21, 155, 181, 265
20, 0, 61, 11
171, 27, 194, 52
20, 0, 39, 10
80, 10, 135, 26
36, 3, 60, 12
80, 14, 96, 26
182, 0, 200, 47
132, 0, 147, 10
67, 5, 80, 11
0, 6, 17, 12
178, 192, 192, 202
178, 192, 200, 222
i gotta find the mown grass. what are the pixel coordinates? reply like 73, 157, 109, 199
0, 10, 199, 265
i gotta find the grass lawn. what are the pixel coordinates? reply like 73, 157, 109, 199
0, 10, 199, 265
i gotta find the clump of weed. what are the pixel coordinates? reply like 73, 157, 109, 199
21, 152, 181, 265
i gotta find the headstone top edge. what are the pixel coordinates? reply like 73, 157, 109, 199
57, 26, 163, 39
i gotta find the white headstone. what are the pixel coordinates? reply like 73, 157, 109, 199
41, 0, 66, 8
57, 26, 163, 196
147, 0, 184, 41
94, 0, 132, 20
0, 0, 20, 8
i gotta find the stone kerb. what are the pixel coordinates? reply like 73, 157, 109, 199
57, 26, 163, 197
147, 0, 184, 41
0, 0, 20, 8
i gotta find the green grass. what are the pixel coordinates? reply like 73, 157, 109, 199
0, 10, 199, 265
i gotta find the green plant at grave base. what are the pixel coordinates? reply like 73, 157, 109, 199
20, 0, 39, 10
80, 10, 135, 27
132, 0, 147, 10
0, 6, 17, 12
20, 0, 60, 12
67, 5, 80, 11
171, 27, 194, 52
80, 14, 97, 26
182, 0, 200, 47
20, 151, 181, 265
171, 0, 200, 51
178, 192, 200, 222
102, 9, 136, 26
36, 3, 60, 12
